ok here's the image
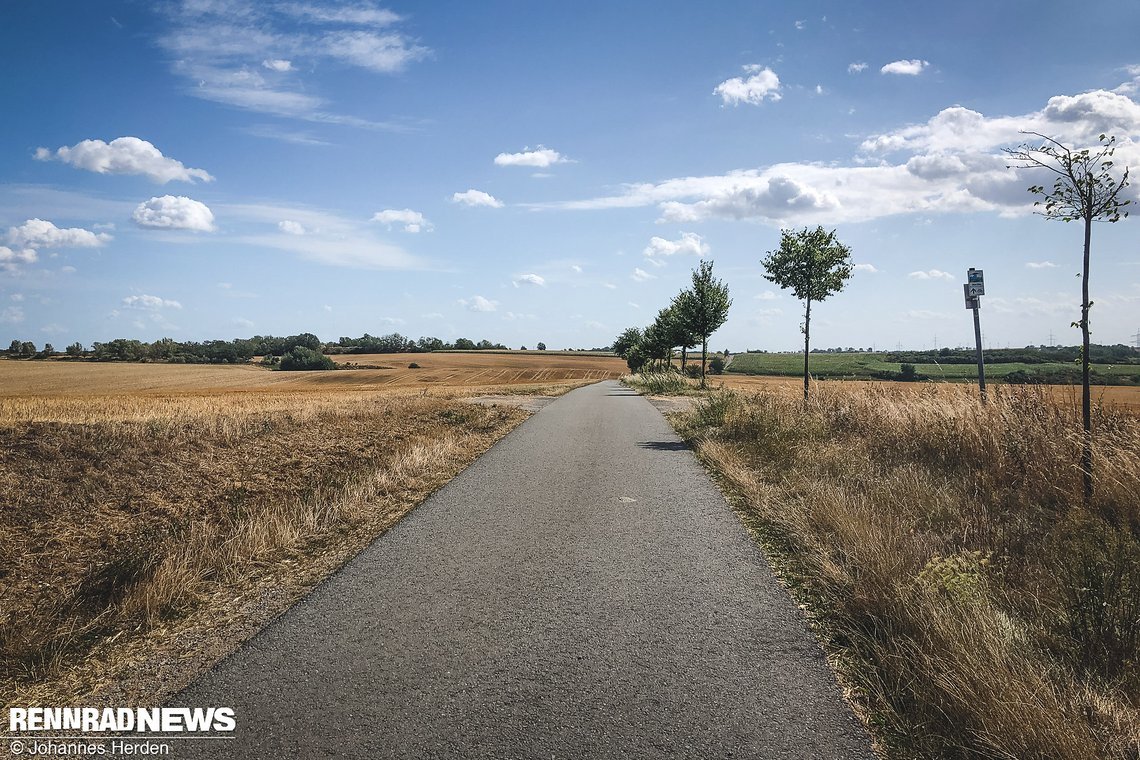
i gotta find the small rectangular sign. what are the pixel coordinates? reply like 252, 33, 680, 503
967, 268, 985, 295
964, 283, 979, 309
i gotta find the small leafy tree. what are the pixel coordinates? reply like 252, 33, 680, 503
624, 343, 648, 373
612, 327, 643, 360
643, 307, 681, 370
761, 226, 853, 402
665, 295, 698, 371
536, 342, 547, 351
7, 339, 20, 355
1005, 132, 1130, 500
676, 260, 731, 389
65, 341, 84, 357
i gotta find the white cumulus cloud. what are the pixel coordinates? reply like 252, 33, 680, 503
494, 146, 571, 168
908, 269, 955, 280
458, 295, 498, 312
451, 189, 503, 208
848, 62, 868, 74
714, 65, 782, 105
371, 208, 431, 232
854, 263, 879, 273
1026, 261, 1059, 269
133, 196, 216, 231
123, 294, 182, 310
278, 220, 306, 235
631, 267, 656, 282
0, 247, 38, 271
262, 58, 293, 71
6, 219, 111, 249
881, 59, 929, 76
643, 232, 709, 258
513, 273, 545, 287
35, 137, 213, 184
658, 175, 840, 224
534, 75, 1140, 227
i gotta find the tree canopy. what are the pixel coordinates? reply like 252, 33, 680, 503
761, 226, 853, 401
676, 260, 731, 388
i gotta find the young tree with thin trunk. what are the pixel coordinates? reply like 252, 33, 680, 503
676, 260, 731, 389
1005, 132, 1131, 501
668, 293, 699, 373
761, 226, 853, 402
642, 306, 681, 370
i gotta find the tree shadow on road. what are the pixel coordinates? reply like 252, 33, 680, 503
636, 441, 690, 451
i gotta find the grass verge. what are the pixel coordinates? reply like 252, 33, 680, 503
622, 369, 728, 396
671, 383, 1140, 759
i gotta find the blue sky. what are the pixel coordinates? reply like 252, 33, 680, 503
2, 1, 1138, 352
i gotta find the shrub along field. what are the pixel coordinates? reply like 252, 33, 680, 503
0, 354, 619, 708
672, 382, 1140, 759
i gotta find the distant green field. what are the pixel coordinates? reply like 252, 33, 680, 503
726, 352, 1140, 384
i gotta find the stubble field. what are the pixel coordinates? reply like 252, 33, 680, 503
0, 353, 623, 709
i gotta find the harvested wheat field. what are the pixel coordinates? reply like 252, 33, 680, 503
0, 353, 617, 709
0, 351, 625, 400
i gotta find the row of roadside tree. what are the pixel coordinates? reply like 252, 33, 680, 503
611, 260, 732, 389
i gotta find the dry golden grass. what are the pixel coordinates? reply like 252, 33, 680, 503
674, 383, 1140, 759
713, 372, 1140, 411
0, 355, 618, 708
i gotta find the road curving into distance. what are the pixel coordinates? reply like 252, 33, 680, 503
174, 380, 875, 759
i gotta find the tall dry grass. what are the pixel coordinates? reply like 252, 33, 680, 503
0, 392, 527, 704
677, 383, 1140, 759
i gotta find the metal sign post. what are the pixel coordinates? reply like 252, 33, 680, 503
964, 268, 986, 403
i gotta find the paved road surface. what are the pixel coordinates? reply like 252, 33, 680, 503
175, 380, 874, 759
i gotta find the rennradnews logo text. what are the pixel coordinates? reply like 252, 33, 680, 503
9, 708, 236, 733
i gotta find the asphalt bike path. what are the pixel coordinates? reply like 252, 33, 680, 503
175, 380, 875, 759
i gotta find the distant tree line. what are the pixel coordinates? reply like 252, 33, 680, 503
2, 332, 515, 364
328, 334, 509, 353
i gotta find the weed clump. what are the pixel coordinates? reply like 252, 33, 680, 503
625, 370, 692, 395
